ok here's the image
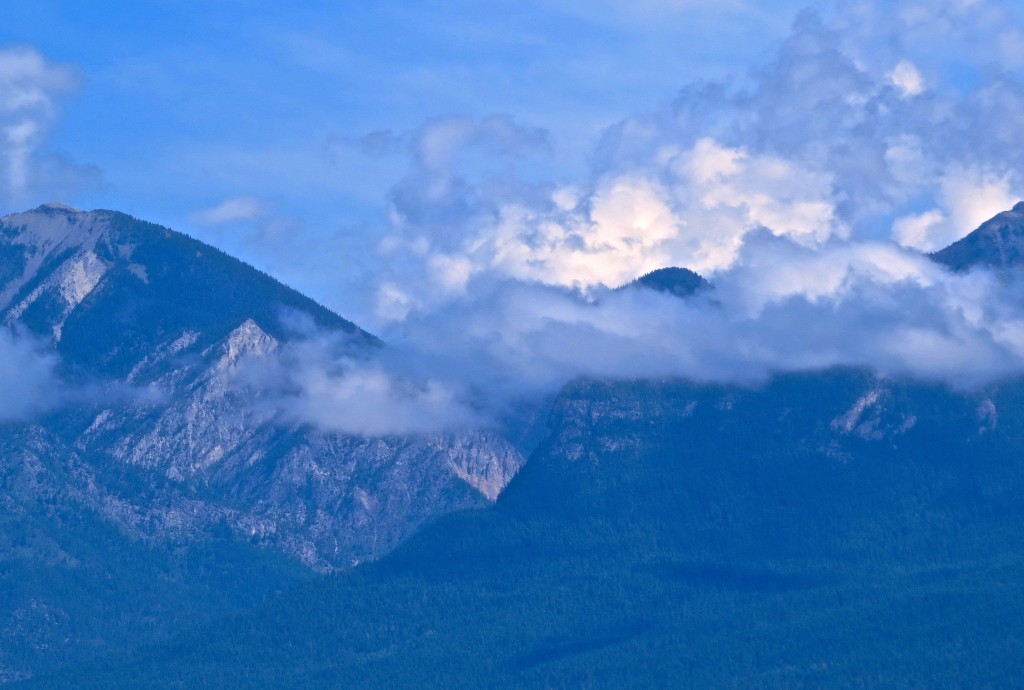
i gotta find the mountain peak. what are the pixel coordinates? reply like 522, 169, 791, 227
2, 204, 107, 251
36, 201, 82, 213
215, 318, 278, 368
624, 267, 711, 298
931, 204, 1024, 272
1, 206, 376, 375
0, 206, 113, 322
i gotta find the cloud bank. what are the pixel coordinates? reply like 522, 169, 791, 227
247, 0, 1024, 436
247, 232, 1024, 437
12, 2, 1024, 437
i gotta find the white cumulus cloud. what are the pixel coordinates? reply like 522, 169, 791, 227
191, 196, 273, 225
0, 45, 94, 205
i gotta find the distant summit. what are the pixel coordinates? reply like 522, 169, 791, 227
36, 201, 82, 213
624, 266, 711, 298
0, 205, 375, 376
931, 202, 1024, 271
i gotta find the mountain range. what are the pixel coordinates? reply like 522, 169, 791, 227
0, 204, 522, 681
4, 202, 1024, 686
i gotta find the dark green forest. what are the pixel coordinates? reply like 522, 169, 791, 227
22, 371, 1024, 688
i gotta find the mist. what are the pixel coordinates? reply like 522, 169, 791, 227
0, 326, 59, 422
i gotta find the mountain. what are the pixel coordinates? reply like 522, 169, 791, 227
0, 203, 375, 375
10, 203, 1024, 686
27, 370, 1024, 688
931, 201, 1024, 271
624, 266, 710, 297
22, 206, 1024, 688
0, 204, 524, 681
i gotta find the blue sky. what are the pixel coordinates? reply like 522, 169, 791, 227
0, 1, 816, 306
5, 0, 1024, 331
1, 1, 810, 208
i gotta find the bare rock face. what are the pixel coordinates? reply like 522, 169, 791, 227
0, 206, 526, 571
0, 205, 111, 342
65, 315, 525, 570
0, 205, 527, 677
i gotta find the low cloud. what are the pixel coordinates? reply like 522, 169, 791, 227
390, 235, 1024, 395
15, 3, 1024, 438
0, 326, 166, 424
240, 232, 1024, 438
232, 328, 481, 436
0, 327, 59, 422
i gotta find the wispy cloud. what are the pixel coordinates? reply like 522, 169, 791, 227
0, 45, 99, 207
0, 326, 59, 422
190, 196, 272, 225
